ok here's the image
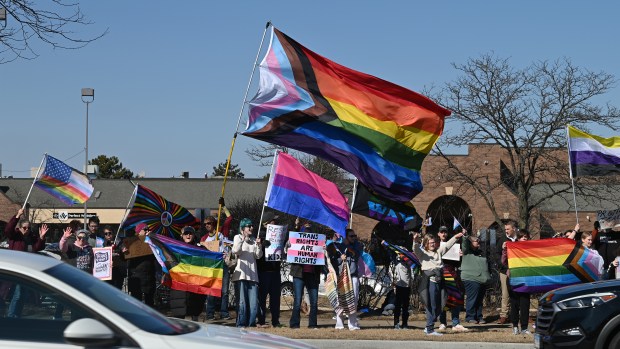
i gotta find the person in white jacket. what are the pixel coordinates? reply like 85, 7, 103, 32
232, 218, 263, 327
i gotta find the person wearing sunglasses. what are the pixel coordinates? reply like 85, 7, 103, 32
101, 225, 126, 290
168, 226, 207, 321
330, 228, 364, 330
4, 208, 49, 318
60, 228, 94, 274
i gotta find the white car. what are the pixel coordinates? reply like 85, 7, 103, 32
0, 249, 315, 349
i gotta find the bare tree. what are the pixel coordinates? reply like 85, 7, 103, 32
0, 0, 107, 63
433, 53, 619, 230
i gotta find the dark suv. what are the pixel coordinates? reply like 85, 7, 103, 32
535, 278, 620, 349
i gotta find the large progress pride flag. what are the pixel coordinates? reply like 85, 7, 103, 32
265, 151, 349, 234
507, 238, 603, 293
243, 26, 450, 202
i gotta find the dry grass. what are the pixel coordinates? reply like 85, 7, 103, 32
241, 310, 534, 344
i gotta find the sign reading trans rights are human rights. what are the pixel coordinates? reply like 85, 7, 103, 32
286, 232, 326, 265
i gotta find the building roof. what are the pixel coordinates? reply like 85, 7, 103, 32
0, 178, 269, 210
530, 183, 620, 212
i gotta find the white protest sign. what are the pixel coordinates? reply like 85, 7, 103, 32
265, 224, 286, 261
287, 232, 326, 265
597, 208, 620, 230
440, 242, 461, 261
93, 247, 113, 280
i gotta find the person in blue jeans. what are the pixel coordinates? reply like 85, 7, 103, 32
256, 212, 283, 328
288, 262, 322, 328
232, 218, 262, 327
413, 229, 463, 336
461, 233, 491, 326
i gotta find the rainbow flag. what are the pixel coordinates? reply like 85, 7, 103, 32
382, 240, 421, 272
34, 154, 94, 205
507, 238, 603, 293
121, 185, 199, 238
265, 151, 349, 234
146, 234, 224, 297
567, 125, 620, 177
243, 27, 450, 202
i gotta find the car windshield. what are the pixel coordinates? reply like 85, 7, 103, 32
45, 263, 194, 335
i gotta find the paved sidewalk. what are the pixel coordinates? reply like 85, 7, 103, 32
302, 339, 534, 349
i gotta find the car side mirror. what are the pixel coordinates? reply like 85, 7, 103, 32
64, 318, 118, 347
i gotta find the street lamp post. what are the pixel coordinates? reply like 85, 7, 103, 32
81, 88, 94, 230
0, 8, 7, 28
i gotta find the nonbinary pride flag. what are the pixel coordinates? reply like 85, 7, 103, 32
265, 151, 349, 234
146, 234, 224, 297
34, 154, 94, 205
243, 26, 450, 202
567, 125, 620, 177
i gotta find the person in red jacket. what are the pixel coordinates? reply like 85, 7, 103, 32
3, 208, 49, 317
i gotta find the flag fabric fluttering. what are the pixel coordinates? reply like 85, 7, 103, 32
352, 182, 421, 228
243, 26, 450, 202
34, 154, 94, 205
146, 234, 224, 297
264, 151, 349, 234
323, 249, 344, 317
567, 125, 620, 177
381, 240, 421, 272
337, 257, 358, 316
507, 238, 604, 293
121, 185, 199, 238
453, 217, 462, 230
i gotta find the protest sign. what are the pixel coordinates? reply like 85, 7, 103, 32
597, 208, 620, 230
93, 247, 113, 280
287, 232, 326, 265
265, 224, 286, 261
123, 236, 153, 258
440, 242, 461, 261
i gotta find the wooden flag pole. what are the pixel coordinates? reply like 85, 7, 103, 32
216, 21, 272, 236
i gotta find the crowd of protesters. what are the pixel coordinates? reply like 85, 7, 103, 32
3, 204, 620, 335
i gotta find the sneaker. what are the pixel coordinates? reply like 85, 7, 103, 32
513, 327, 520, 335
272, 323, 285, 328
521, 329, 532, 335
497, 316, 508, 324
438, 324, 447, 331
452, 324, 469, 332
424, 329, 443, 336
394, 324, 401, 330
466, 319, 478, 324
335, 326, 345, 330
205, 316, 215, 321
478, 319, 487, 324
349, 326, 360, 331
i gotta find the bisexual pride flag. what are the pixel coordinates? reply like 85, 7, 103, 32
265, 151, 349, 234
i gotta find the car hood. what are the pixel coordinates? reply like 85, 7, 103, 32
162, 323, 316, 349
540, 279, 620, 303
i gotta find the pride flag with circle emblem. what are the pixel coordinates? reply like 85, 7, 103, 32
121, 185, 199, 238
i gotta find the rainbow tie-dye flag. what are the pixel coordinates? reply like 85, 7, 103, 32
34, 154, 94, 205
243, 26, 450, 202
121, 185, 199, 238
146, 234, 224, 297
507, 238, 604, 293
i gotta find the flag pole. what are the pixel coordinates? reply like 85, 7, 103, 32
115, 184, 138, 244
259, 149, 279, 228
22, 154, 47, 211
216, 21, 272, 235
566, 125, 579, 223
349, 178, 358, 228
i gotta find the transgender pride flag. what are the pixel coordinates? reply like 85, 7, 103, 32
265, 151, 349, 234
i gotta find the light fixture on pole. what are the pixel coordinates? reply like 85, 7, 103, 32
0, 8, 7, 29
81, 88, 94, 230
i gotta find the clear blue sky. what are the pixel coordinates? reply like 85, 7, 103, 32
2, 1, 619, 179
